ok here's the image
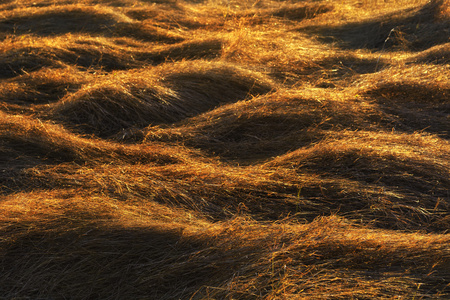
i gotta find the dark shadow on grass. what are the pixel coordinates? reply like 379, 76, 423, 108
273, 4, 332, 21
138, 39, 223, 65
300, 0, 449, 51
153, 93, 392, 163
0, 9, 117, 36
0, 134, 83, 195
0, 39, 222, 80
365, 83, 450, 138
302, 150, 449, 197
269, 55, 386, 87
280, 148, 450, 231
2, 210, 449, 298
179, 116, 325, 163
0, 45, 133, 80
409, 43, 450, 64
64, 46, 136, 70
277, 175, 448, 233
0, 9, 183, 43
316, 55, 386, 75
1, 76, 83, 105
0, 52, 56, 79
180, 0, 208, 3
139, 0, 180, 4
0, 224, 224, 299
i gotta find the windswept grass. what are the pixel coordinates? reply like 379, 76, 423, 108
1, 0, 449, 299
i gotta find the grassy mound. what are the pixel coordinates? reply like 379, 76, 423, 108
266, 131, 450, 231
304, 0, 450, 50
143, 89, 391, 161
51, 61, 274, 136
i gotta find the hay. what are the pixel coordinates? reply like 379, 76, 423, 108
1, 0, 450, 298
51, 61, 274, 136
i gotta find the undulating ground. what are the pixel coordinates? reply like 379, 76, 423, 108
1, 0, 449, 298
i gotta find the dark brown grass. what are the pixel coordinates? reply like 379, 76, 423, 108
1, 0, 450, 299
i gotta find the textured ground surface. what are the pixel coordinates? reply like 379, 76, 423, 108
1, 0, 449, 298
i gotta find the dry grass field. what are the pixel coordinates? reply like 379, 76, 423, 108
1, 0, 449, 298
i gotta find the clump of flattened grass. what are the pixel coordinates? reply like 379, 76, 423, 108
139, 39, 224, 64
51, 74, 176, 136
23, 157, 300, 220
0, 111, 92, 164
0, 4, 184, 43
199, 217, 450, 299
0, 46, 65, 79
0, 110, 189, 171
361, 64, 449, 137
0, 190, 213, 299
115, 21, 184, 43
0, 5, 128, 36
125, 2, 217, 29
51, 61, 275, 137
0, 110, 205, 195
0, 66, 89, 105
265, 131, 450, 231
0, 35, 137, 79
2, 204, 449, 299
302, 0, 450, 51
144, 89, 393, 162
230, 2, 333, 24
0, 35, 221, 80
408, 43, 450, 64
270, 3, 333, 21
362, 64, 450, 104
368, 82, 449, 104
160, 60, 274, 106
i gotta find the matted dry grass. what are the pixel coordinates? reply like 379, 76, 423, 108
1, 0, 449, 298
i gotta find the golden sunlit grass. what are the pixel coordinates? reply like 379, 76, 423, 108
1, 0, 449, 298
